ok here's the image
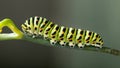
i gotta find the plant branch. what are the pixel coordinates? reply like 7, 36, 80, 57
0, 18, 120, 56
0, 18, 23, 40
23, 35, 120, 56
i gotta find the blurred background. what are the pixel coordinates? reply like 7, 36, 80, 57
0, 0, 120, 68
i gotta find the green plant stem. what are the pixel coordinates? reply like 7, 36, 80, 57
0, 33, 19, 40
0, 18, 120, 56
0, 18, 23, 40
23, 35, 120, 56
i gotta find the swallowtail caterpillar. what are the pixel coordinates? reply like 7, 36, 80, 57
21, 16, 104, 48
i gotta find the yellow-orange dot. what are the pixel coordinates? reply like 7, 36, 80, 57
78, 40, 81, 43
92, 42, 95, 44
62, 32, 64, 34
0, 29, 2, 33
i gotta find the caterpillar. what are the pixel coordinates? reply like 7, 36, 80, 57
21, 16, 104, 48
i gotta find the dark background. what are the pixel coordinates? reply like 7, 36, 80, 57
0, 0, 120, 68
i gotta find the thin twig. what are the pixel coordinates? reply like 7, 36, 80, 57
0, 18, 120, 56
23, 35, 120, 56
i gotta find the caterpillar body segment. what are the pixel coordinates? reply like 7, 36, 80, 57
75, 29, 85, 48
21, 16, 104, 48
58, 26, 68, 46
49, 24, 59, 45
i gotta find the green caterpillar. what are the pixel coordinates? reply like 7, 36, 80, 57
21, 16, 104, 48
